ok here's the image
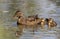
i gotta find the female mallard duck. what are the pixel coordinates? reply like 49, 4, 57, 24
13, 11, 24, 37
45, 18, 57, 29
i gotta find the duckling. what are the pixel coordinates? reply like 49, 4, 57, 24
27, 16, 35, 21
33, 15, 41, 25
26, 16, 36, 26
46, 18, 57, 29
40, 18, 45, 29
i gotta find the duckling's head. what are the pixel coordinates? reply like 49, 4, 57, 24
48, 18, 54, 23
41, 18, 45, 22
49, 18, 54, 21
27, 16, 35, 21
35, 14, 39, 19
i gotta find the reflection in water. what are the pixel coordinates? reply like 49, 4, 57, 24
15, 25, 24, 37
18, 25, 58, 39
16, 24, 58, 39
17, 25, 39, 36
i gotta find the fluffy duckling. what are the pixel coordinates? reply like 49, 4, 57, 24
27, 16, 35, 21
40, 18, 46, 29
46, 18, 57, 29
26, 16, 36, 26
33, 15, 41, 25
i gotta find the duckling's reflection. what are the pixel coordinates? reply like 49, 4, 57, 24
30, 25, 35, 35
26, 25, 40, 35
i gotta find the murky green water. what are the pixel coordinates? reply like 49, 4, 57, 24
0, 0, 60, 39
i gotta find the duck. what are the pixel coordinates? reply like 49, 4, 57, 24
40, 18, 46, 29
26, 16, 37, 26
45, 18, 57, 29
34, 15, 41, 24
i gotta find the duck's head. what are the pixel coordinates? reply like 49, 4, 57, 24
13, 10, 24, 19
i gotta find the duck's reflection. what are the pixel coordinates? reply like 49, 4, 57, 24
16, 25, 24, 37
15, 24, 40, 37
